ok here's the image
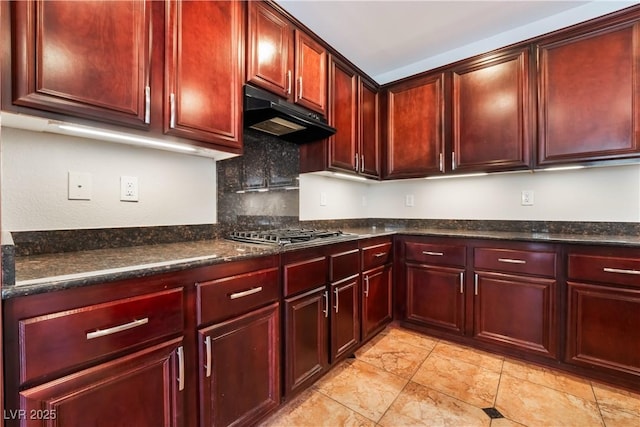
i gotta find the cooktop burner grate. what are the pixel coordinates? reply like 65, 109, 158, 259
228, 228, 345, 246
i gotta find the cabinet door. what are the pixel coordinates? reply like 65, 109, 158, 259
360, 79, 381, 178
537, 22, 640, 165
12, 1, 151, 128
452, 49, 531, 172
247, 1, 293, 98
199, 303, 280, 427
284, 287, 329, 396
165, 0, 243, 149
362, 264, 393, 342
330, 275, 360, 362
385, 73, 445, 178
474, 272, 557, 358
18, 339, 184, 427
328, 57, 358, 173
294, 30, 327, 115
566, 282, 640, 377
406, 264, 465, 334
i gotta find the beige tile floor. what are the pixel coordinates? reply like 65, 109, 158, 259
261, 324, 640, 427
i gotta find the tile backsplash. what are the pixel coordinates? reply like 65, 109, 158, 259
217, 130, 300, 226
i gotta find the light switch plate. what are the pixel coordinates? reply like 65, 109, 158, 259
68, 171, 92, 200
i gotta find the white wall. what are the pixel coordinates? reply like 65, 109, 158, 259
300, 165, 640, 222
1, 128, 217, 231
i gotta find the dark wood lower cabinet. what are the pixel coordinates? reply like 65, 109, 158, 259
198, 303, 280, 427
330, 275, 360, 362
474, 272, 557, 358
19, 338, 184, 427
362, 264, 393, 341
405, 263, 465, 335
284, 286, 329, 396
566, 282, 640, 377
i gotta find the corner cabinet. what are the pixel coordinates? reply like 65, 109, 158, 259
537, 19, 640, 165
10, 0, 152, 128
384, 73, 446, 179
451, 48, 532, 172
164, 0, 243, 149
247, 1, 327, 115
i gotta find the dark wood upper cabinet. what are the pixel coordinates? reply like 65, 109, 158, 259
11, 0, 152, 128
247, 1, 327, 115
360, 79, 381, 177
164, 0, 243, 149
247, 0, 293, 99
452, 48, 532, 172
537, 20, 640, 165
328, 57, 359, 172
384, 73, 446, 179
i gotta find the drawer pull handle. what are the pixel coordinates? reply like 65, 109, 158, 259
229, 286, 263, 300
204, 336, 212, 378
423, 251, 444, 256
459, 272, 464, 294
374, 252, 388, 258
603, 267, 640, 275
498, 258, 526, 264
86, 318, 149, 340
177, 345, 185, 391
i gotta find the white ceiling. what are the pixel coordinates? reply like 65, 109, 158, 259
276, 0, 638, 84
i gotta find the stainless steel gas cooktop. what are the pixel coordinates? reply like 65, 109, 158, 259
228, 228, 347, 246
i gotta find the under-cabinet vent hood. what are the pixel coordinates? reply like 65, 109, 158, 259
243, 84, 336, 144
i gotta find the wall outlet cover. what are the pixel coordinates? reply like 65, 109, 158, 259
121, 176, 139, 202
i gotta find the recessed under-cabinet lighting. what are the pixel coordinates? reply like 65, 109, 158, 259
537, 165, 586, 172
56, 124, 198, 153
332, 172, 368, 181
425, 173, 488, 180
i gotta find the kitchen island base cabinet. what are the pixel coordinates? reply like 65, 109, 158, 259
198, 303, 280, 427
18, 338, 184, 427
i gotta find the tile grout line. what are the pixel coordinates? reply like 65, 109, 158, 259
590, 381, 608, 427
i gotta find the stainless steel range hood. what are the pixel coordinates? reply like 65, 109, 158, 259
243, 84, 336, 144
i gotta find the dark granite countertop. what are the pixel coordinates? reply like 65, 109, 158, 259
4, 226, 640, 299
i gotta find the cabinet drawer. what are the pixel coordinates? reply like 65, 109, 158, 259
362, 242, 392, 270
197, 267, 279, 325
405, 242, 466, 267
330, 249, 360, 282
19, 288, 184, 384
284, 256, 328, 297
474, 248, 556, 277
569, 254, 640, 288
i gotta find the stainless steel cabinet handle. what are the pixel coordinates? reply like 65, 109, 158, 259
144, 86, 151, 124
603, 267, 640, 275
334, 287, 339, 314
498, 258, 526, 264
364, 275, 370, 297
423, 251, 444, 256
374, 252, 387, 258
170, 93, 176, 128
439, 153, 444, 172
298, 77, 303, 99
474, 274, 479, 296
361, 154, 365, 173
229, 286, 263, 300
459, 272, 464, 294
355, 154, 359, 172
323, 290, 329, 318
287, 70, 292, 95
204, 336, 212, 378
86, 318, 149, 340
452, 152, 456, 170
177, 345, 185, 391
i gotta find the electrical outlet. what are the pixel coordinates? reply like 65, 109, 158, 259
405, 194, 415, 207
521, 190, 534, 206
320, 192, 327, 206
121, 176, 139, 202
